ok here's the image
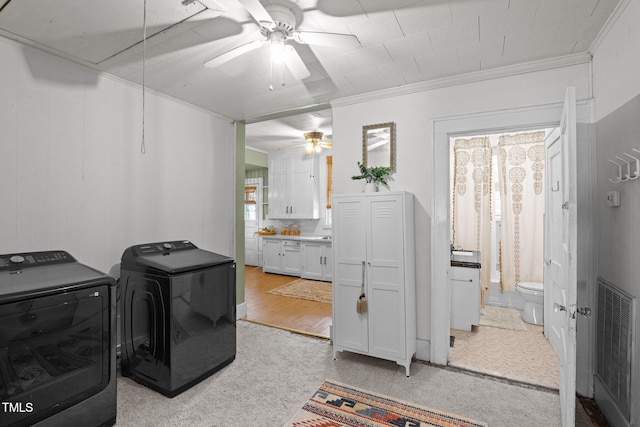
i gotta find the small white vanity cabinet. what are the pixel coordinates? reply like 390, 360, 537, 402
301, 241, 332, 281
268, 149, 320, 219
449, 265, 481, 331
331, 192, 416, 376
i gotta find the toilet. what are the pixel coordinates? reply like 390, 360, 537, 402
516, 281, 544, 325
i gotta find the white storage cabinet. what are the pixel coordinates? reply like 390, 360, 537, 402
301, 241, 332, 282
268, 150, 320, 219
331, 192, 416, 376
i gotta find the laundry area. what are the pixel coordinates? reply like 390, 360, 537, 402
1, 0, 638, 426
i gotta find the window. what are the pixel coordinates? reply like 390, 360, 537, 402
244, 185, 257, 222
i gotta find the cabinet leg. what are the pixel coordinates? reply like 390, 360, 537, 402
399, 362, 410, 377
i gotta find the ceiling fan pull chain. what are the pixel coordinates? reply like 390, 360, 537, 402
269, 56, 274, 91
140, 0, 147, 155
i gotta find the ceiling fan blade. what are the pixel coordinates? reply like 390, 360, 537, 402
293, 31, 360, 49
204, 39, 264, 68
197, 0, 227, 11
237, 0, 275, 28
283, 45, 310, 80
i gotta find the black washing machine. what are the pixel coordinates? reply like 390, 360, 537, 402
0, 251, 117, 427
119, 240, 236, 397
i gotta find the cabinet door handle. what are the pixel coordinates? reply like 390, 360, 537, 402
320, 256, 323, 265
323, 256, 327, 265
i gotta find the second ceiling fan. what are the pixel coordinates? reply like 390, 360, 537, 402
204, 0, 360, 88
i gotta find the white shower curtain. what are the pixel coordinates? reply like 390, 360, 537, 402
451, 136, 492, 306
497, 131, 546, 292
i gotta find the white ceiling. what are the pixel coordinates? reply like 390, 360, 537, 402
0, 0, 621, 152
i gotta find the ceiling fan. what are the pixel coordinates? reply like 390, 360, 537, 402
203, 0, 360, 87
303, 131, 332, 154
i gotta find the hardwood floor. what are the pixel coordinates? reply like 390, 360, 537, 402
243, 265, 332, 338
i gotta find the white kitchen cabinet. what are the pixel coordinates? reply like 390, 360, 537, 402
262, 239, 283, 273
331, 192, 416, 376
262, 238, 301, 276
281, 240, 301, 275
450, 266, 481, 331
301, 241, 332, 282
268, 150, 320, 219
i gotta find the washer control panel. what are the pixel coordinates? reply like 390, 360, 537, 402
0, 251, 76, 270
132, 240, 196, 256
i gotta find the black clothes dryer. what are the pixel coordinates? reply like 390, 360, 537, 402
0, 251, 117, 427
119, 240, 236, 398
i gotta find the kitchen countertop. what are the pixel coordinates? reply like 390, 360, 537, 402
261, 234, 332, 242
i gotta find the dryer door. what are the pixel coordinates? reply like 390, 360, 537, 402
0, 284, 111, 427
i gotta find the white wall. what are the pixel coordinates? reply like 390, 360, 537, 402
592, 1, 640, 425
331, 61, 591, 360
592, 0, 640, 122
0, 37, 235, 275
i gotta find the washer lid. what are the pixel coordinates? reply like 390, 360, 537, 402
121, 241, 233, 274
518, 281, 543, 291
135, 249, 233, 274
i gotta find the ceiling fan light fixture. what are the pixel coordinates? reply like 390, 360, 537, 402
305, 142, 315, 154
304, 131, 324, 154
269, 37, 285, 65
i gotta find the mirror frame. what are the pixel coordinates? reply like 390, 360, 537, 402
362, 122, 396, 173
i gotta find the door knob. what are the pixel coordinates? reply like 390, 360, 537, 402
554, 303, 566, 313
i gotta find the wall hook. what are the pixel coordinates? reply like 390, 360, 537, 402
615, 156, 632, 181
623, 152, 640, 179
608, 159, 622, 183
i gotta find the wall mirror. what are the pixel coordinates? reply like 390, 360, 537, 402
362, 122, 396, 172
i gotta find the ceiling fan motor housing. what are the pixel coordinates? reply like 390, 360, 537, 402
304, 131, 323, 141
261, 5, 296, 38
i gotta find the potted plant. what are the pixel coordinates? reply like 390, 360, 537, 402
351, 161, 392, 192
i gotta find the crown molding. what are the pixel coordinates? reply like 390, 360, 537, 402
331, 53, 592, 108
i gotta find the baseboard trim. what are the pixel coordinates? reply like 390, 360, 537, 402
236, 302, 247, 320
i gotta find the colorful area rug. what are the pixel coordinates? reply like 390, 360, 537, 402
284, 380, 488, 427
267, 278, 332, 304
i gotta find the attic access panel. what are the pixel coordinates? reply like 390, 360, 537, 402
0, 0, 204, 64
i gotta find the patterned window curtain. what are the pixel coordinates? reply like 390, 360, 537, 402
451, 136, 492, 306
497, 131, 545, 292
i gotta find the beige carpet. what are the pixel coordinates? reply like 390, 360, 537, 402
267, 278, 332, 304
116, 321, 565, 426
479, 306, 527, 331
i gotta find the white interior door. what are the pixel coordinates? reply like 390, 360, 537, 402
544, 87, 577, 426
244, 178, 262, 266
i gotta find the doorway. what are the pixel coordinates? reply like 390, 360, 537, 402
447, 128, 559, 388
